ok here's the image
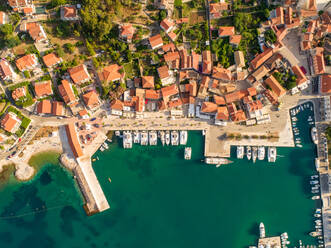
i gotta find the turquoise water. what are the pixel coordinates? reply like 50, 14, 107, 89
0, 102, 319, 247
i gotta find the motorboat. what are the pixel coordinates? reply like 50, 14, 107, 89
180, 131, 188, 145
312, 190, 319, 194
259, 222, 265, 238
310, 231, 322, 237
311, 127, 318, 145
237, 146, 244, 159
160, 131, 165, 146
246, 146, 251, 160
312, 196, 320, 200
316, 208, 322, 213
184, 147, 192, 160
252, 147, 257, 163
205, 157, 233, 166
115, 131, 120, 136
310, 180, 319, 185
171, 131, 179, 145
140, 131, 148, 146
133, 131, 140, 144
123, 131, 133, 149
149, 131, 157, 146
165, 131, 170, 146
267, 147, 277, 162
257, 146, 265, 160
314, 214, 321, 217
311, 175, 319, 179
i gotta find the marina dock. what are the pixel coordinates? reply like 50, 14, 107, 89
75, 157, 110, 214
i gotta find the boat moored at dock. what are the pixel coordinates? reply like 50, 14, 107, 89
171, 131, 179, 146
252, 147, 257, 163
267, 147, 277, 163
160, 131, 165, 146
123, 131, 132, 149
205, 157, 233, 166
140, 131, 148, 146
180, 131, 188, 145
311, 127, 318, 145
237, 146, 244, 159
259, 222, 265, 238
165, 131, 170, 146
133, 131, 140, 144
184, 147, 192, 160
149, 131, 157, 146
246, 146, 251, 160
257, 146, 265, 160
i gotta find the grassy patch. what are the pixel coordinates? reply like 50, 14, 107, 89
0, 163, 16, 188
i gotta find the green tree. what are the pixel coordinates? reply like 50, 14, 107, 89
51, 0, 67, 8
264, 29, 277, 44
85, 40, 96, 56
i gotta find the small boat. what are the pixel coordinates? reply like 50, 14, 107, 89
205, 157, 233, 166
100, 146, 105, 152
259, 222, 265, 238
312, 196, 320, 200
202, 130, 206, 136
160, 131, 165, 146
115, 131, 120, 136
297, 144, 303, 148
311, 127, 318, 145
310, 231, 322, 237
316, 209, 321, 213
171, 131, 179, 146
180, 131, 188, 145
312, 190, 319, 193
237, 146, 244, 159
133, 131, 140, 144
314, 213, 321, 217
311, 175, 319, 179
149, 131, 157, 146
123, 131, 133, 149
184, 147, 192, 160
246, 146, 251, 160
108, 177, 111, 183
140, 131, 148, 146
257, 146, 265, 160
252, 147, 257, 163
267, 147, 277, 163
165, 131, 170, 146
310, 180, 319, 185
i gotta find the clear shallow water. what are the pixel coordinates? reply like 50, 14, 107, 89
0, 102, 319, 248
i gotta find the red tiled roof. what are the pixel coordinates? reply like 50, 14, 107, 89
34, 81, 53, 98
37, 99, 52, 114
312, 48, 325, 75
218, 26, 235, 36
164, 51, 180, 62
167, 98, 183, 109
212, 67, 232, 81
292, 65, 307, 85
149, 34, 163, 49
160, 18, 174, 31
201, 102, 217, 113
162, 43, 175, 52
157, 65, 170, 79
250, 48, 273, 69
320, 74, 331, 94
52, 101, 64, 116
161, 84, 178, 98
145, 89, 161, 100
216, 106, 229, 120
65, 123, 83, 158
16, 54, 37, 71
0, 59, 12, 79
230, 35, 241, 45
68, 64, 90, 84
142, 76, 154, 89
265, 75, 286, 97
1, 112, 20, 133
110, 99, 124, 110
42, 53, 61, 67
214, 95, 225, 105
12, 86, 26, 101
58, 80, 76, 105
83, 91, 99, 108
98, 64, 123, 82
120, 24, 135, 40
168, 31, 177, 41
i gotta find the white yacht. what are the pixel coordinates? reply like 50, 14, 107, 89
205, 157, 233, 166
140, 131, 148, 146
259, 222, 265, 238
180, 130, 188, 145
123, 131, 133, 149
160, 131, 165, 146
237, 146, 244, 159
257, 146, 265, 160
133, 131, 140, 144
246, 146, 251, 160
311, 127, 318, 145
315, 158, 320, 170
149, 131, 157, 145
171, 131, 179, 146
312, 196, 320, 200
165, 131, 170, 146
184, 147, 192, 160
252, 147, 257, 163
267, 147, 277, 162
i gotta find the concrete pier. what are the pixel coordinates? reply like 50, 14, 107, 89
75, 156, 110, 214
